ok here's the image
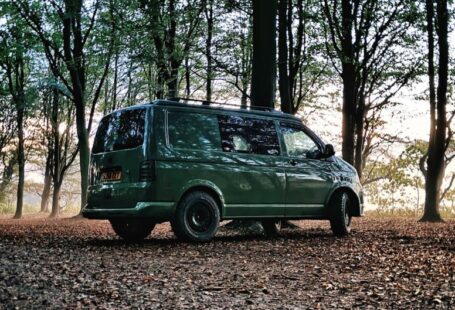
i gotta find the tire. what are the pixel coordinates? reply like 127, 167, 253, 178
262, 219, 281, 237
329, 191, 352, 237
109, 219, 155, 241
171, 191, 220, 242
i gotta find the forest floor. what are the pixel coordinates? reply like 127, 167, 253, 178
0, 217, 453, 309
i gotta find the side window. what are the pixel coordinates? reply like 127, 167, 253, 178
281, 124, 320, 158
168, 111, 221, 151
218, 115, 280, 156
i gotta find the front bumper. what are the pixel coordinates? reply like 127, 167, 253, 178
82, 201, 175, 220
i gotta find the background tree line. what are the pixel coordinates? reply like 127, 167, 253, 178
0, 0, 453, 221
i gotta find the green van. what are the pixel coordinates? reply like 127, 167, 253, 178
82, 99, 364, 242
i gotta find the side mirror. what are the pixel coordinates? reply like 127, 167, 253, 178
323, 144, 335, 158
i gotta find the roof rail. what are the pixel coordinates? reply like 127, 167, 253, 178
166, 97, 277, 112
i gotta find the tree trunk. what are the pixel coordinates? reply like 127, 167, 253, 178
62, 0, 89, 211
340, 0, 356, 166
112, 52, 118, 110
166, 0, 178, 99
185, 56, 191, 97
0, 154, 17, 203
50, 181, 62, 218
205, 0, 213, 102
167, 65, 179, 99
75, 103, 90, 211
250, 0, 277, 109
241, 91, 248, 108
51, 86, 60, 218
40, 152, 53, 213
14, 106, 25, 219
278, 0, 292, 114
354, 97, 365, 180
421, 0, 448, 222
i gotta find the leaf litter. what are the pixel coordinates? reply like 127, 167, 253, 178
0, 217, 453, 309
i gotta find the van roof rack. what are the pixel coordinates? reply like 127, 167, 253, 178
166, 97, 278, 112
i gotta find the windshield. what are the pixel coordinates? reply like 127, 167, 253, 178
92, 108, 146, 154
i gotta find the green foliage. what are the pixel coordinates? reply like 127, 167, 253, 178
364, 140, 426, 212
0, 201, 15, 215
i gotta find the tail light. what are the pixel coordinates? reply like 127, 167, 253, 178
139, 160, 156, 181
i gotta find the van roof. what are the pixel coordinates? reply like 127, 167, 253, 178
150, 99, 302, 122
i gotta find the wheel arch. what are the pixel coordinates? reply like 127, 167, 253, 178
326, 186, 361, 217
176, 180, 225, 217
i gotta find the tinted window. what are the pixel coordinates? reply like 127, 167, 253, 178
92, 108, 146, 154
281, 124, 320, 158
218, 115, 280, 156
168, 111, 221, 151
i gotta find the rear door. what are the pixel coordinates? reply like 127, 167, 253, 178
88, 107, 150, 209
279, 122, 335, 217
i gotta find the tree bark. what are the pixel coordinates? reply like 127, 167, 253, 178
354, 97, 365, 179
205, 0, 213, 102
185, 56, 191, 97
50, 181, 62, 218
40, 151, 53, 213
278, 0, 292, 114
421, 0, 448, 222
340, 0, 356, 166
14, 106, 25, 219
250, 0, 277, 109
112, 52, 118, 111
50, 87, 60, 218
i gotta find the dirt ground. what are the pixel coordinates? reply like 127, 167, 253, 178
0, 217, 453, 309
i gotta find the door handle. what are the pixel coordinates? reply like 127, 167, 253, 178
288, 159, 297, 166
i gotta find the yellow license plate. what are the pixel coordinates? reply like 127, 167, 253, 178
100, 171, 122, 182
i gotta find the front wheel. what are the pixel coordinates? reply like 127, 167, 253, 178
171, 191, 220, 242
109, 219, 155, 241
329, 191, 352, 237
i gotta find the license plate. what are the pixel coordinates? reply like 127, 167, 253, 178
100, 171, 122, 182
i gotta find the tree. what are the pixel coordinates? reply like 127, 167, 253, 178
322, 0, 420, 179
250, 0, 277, 109
16, 0, 112, 211
420, 0, 450, 222
0, 96, 17, 206
139, 0, 204, 99
210, 0, 253, 107
0, 10, 36, 219
278, 0, 327, 115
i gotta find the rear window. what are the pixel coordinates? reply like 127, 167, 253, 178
92, 108, 146, 154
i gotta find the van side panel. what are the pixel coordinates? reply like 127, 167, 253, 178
152, 107, 286, 218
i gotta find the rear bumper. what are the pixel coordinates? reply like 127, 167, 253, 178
82, 201, 175, 220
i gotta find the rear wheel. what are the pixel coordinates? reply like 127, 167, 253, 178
110, 219, 155, 241
262, 219, 281, 237
329, 191, 352, 237
171, 191, 220, 242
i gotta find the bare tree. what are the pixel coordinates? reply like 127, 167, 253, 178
420, 0, 450, 222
